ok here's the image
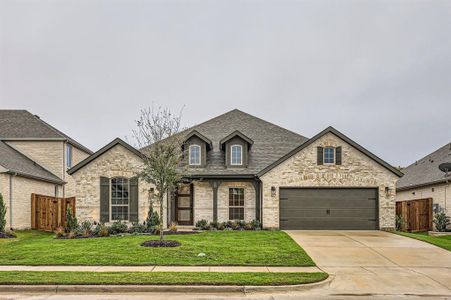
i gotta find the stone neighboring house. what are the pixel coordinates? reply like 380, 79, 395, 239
397, 142, 451, 218
68, 109, 402, 230
0, 110, 92, 229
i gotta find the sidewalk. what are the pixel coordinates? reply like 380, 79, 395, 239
0, 265, 321, 273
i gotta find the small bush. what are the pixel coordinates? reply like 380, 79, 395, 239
434, 211, 450, 232
144, 207, 160, 232
109, 220, 128, 235
65, 207, 78, 233
98, 224, 109, 237
250, 219, 261, 230
129, 222, 147, 234
244, 222, 253, 230
395, 215, 404, 231
169, 222, 178, 232
230, 221, 240, 230
0, 193, 6, 232
55, 226, 65, 238
209, 221, 219, 229
195, 219, 208, 229
67, 231, 77, 239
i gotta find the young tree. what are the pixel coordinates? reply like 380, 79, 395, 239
133, 106, 186, 241
0, 193, 6, 232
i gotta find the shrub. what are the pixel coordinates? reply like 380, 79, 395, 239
129, 222, 146, 234
55, 226, 65, 238
250, 219, 261, 230
395, 215, 404, 231
230, 221, 240, 230
98, 224, 109, 237
108, 220, 128, 235
80, 220, 93, 236
195, 219, 208, 229
244, 222, 253, 230
209, 221, 219, 230
145, 207, 160, 232
0, 193, 6, 232
217, 222, 225, 230
238, 220, 246, 229
65, 207, 78, 233
434, 211, 450, 232
169, 222, 178, 232
67, 231, 77, 239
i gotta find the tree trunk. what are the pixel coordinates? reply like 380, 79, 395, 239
160, 193, 164, 241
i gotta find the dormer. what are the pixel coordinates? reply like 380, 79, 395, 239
183, 130, 212, 168
219, 130, 253, 168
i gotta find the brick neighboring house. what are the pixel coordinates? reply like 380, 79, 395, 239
397, 142, 451, 219
0, 110, 92, 229
68, 109, 402, 230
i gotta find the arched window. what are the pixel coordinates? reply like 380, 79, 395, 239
111, 177, 129, 221
189, 144, 201, 166
231, 145, 242, 165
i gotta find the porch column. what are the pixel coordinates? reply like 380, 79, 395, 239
251, 180, 261, 221
209, 181, 221, 222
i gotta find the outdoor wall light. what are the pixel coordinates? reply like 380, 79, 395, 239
385, 187, 390, 197
271, 186, 276, 197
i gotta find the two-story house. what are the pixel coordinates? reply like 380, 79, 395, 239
68, 109, 402, 230
0, 110, 92, 229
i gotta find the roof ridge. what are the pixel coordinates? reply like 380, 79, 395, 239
1, 140, 64, 183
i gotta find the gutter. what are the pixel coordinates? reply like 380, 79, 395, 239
396, 178, 451, 192
9, 173, 15, 230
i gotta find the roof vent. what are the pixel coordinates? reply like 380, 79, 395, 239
34, 115, 40, 119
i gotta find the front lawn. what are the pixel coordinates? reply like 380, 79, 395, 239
0, 230, 314, 266
0, 271, 327, 286
395, 231, 451, 251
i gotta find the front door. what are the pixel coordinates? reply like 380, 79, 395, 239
175, 184, 193, 225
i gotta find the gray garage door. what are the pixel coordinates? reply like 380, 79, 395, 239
279, 188, 378, 230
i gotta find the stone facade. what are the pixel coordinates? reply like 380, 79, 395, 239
64, 144, 90, 197
0, 173, 58, 229
397, 183, 451, 218
260, 132, 399, 230
71, 144, 164, 227
192, 181, 256, 224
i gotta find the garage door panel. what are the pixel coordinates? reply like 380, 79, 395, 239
279, 188, 378, 230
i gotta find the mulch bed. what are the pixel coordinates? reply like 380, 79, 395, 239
141, 240, 181, 247
0, 232, 16, 239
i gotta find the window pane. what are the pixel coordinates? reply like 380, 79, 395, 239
178, 197, 191, 208
111, 178, 129, 210
231, 145, 242, 165
324, 147, 335, 164
178, 210, 191, 221
228, 188, 244, 220
189, 145, 201, 165
112, 206, 128, 221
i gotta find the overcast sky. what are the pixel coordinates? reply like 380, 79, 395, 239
1, 0, 450, 167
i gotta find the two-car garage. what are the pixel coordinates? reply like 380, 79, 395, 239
279, 188, 379, 230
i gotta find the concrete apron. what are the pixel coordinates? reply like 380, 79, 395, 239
285, 230, 451, 297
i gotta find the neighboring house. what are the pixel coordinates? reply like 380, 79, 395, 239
0, 110, 92, 229
397, 142, 451, 218
68, 109, 402, 230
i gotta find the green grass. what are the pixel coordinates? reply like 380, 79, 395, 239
0, 271, 327, 286
395, 231, 451, 251
0, 230, 314, 266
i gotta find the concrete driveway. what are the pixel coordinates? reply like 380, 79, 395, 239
286, 230, 451, 296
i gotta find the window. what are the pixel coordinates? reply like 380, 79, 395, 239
66, 144, 72, 169
189, 144, 201, 165
111, 177, 129, 221
231, 145, 242, 165
324, 147, 335, 164
229, 188, 244, 220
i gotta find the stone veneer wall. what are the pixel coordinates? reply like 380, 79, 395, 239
397, 183, 451, 218
71, 144, 163, 227
260, 132, 399, 230
0, 174, 58, 229
64, 145, 91, 197
192, 181, 256, 223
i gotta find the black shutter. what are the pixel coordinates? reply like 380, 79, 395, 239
336, 147, 342, 165
129, 177, 139, 222
100, 177, 110, 223
317, 147, 324, 165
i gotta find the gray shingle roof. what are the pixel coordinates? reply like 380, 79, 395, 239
397, 142, 451, 190
0, 110, 92, 154
0, 140, 65, 184
143, 109, 309, 176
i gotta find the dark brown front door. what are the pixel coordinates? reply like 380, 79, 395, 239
175, 184, 193, 225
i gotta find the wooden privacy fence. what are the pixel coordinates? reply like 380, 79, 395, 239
31, 194, 76, 232
396, 198, 432, 232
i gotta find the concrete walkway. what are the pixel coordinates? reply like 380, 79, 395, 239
0, 265, 321, 273
286, 230, 451, 296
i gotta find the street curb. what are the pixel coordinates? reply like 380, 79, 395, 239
0, 275, 333, 294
